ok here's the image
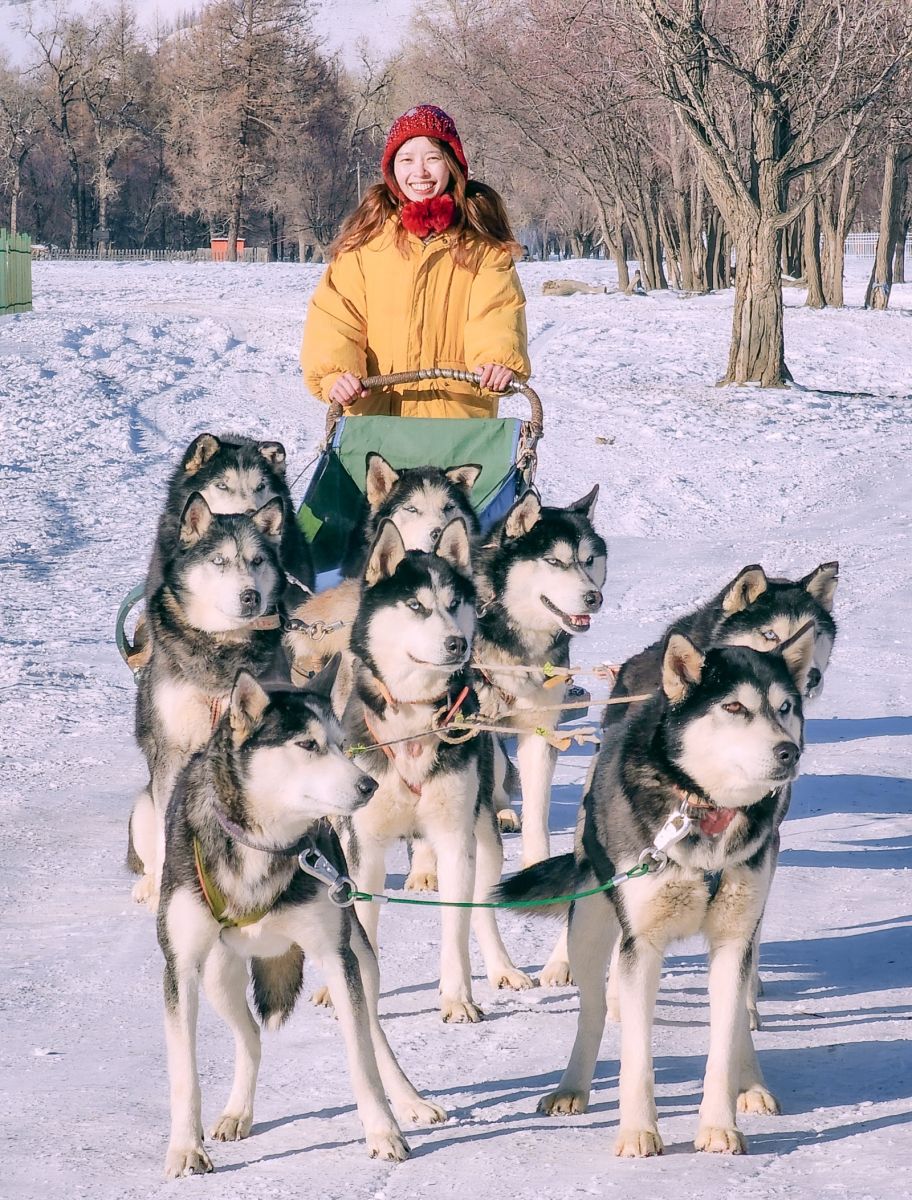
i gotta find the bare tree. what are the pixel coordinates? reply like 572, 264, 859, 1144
0, 63, 41, 235
632, 0, 912, 384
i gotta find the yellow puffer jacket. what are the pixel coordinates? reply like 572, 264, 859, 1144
300, 218, 530, 417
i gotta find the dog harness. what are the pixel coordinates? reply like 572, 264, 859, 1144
192, 838, 271, 929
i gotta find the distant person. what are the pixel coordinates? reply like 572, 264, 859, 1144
301, 104, 530, 417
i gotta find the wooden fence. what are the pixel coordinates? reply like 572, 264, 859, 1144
30, 246, 270, 264
0, 230, 32, 313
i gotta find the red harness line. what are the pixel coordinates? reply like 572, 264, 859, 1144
360, 685, 471, 799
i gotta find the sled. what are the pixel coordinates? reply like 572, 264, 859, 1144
115, 367, 544, 671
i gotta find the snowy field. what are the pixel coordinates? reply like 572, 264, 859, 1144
1, 256, 910, 1199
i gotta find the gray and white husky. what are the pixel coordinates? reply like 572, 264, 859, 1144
156, 661, 445, 1177
473, 488, 606, 866
334, 517, 534, 1023
129, 493, 286, 909
284, 453, 481, 681
497, 629, 815, 1157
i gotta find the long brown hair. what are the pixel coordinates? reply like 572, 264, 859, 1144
330, 141, 522, 267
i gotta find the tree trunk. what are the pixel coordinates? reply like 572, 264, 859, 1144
820, 158, 855, 308
894, 217, 909, 284
865, 143, 901, 310
722, 219, 790, 386
803, 196, 825, 308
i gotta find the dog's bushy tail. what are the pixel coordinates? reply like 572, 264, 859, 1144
492, 853, 588, 917
251, 947, 305, 1030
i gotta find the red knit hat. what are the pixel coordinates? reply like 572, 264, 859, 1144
381, 105, 468, 197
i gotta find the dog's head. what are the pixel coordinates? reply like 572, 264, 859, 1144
172, 493, 284, 631
716, 561, 838, 698
351, 518, 476, 700
364, 452, 482, 553
227, 658, 377, 827
175, 433, 289, 516
482, 488, 606, 637
661, 626, 814, 808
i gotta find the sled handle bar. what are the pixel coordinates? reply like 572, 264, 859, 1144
325, 368, 544, 441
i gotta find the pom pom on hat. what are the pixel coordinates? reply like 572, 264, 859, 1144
381, 105, 468, 197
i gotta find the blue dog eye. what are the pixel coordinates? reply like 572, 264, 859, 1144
779, 701, 792, 715
761, 630, 779, 643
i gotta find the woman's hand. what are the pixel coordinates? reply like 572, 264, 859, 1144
475, 363, 515, 392
328, 372, 369, 406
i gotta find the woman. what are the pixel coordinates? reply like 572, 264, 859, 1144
301, 104, 530, 418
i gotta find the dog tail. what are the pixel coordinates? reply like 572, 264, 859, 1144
251, 946, 305, 1030
125, 821, 143, 875
491, 853, 589, 917
501, 743, 521, 798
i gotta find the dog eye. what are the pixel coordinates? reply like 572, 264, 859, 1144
545, 556, 562, 568
761, 630, 780, 643
778, 700, 792, 715
216, 482, 229, 491
723, 701, 746, 715
211, 554, 225, 566
251, 554, 263, 567
296, 739, 318, 753
406, 598, 423, 612
254, 481, 266, 492
404, 505, 419, 514
444, 501, 455, 511
584, 555, 595, 567
447, 598, 460, 613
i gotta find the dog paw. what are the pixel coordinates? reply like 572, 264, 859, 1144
367, 1129, 411, 1162
210, 1111, 253, 1141
440, 998, 484, 1023
539, 961, 572, 988
311, 986, 334, 1009
131, 874, 159, 910
394, 1097, 448, 1126
404, 870, 438, 892
164, 1144, 213, 1178
737, 1086, 780, 1116
496, 808, 521, 832
490, 966, 537, 991
695, 1126, 747, 1154
538, 1089, 588, 1116
614, 1128, 664, 1157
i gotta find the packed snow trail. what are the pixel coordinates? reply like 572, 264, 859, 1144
0, 259, 910, 1199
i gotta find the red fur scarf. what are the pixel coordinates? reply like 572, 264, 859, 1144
399, 194, 456, 238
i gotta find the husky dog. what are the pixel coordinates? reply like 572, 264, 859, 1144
157, 662, 445, 1177
336, 518, 533, 1023
473, 488, 606, 867
146, 432, 314, 602
497, 630, 814, 1156
129, 494, 286, 909
284, 454, 480, 681
605, 561, 838, 725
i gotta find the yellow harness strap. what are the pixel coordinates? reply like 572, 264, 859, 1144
192, 837, 270, 929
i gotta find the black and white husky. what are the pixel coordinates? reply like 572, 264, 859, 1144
157, 662, 445, 1177
146, 432, 314, 601
497, 629, 815, 1156
129, 493, 287, 908
473, 488, 606, 866
336, 518, 534, 1023
284, 454, 481, 680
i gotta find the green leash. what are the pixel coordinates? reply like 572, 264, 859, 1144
344, 862, 650, 909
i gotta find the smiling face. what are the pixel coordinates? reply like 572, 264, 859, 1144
393, 136, 451, 202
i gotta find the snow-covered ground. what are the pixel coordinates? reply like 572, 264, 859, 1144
1, 256, 910, 1198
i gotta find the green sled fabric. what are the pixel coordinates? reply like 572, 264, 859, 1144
298, 415, 521, 574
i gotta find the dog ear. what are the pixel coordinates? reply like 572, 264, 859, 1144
778, 620, 816, 693
445, 463, 482, 493
662, 634, 705, 703
799, 561, 838, 612
179, 492, 213, 545
257, 441, 287, 475
365, 453, 400, 508
435, 518, 472, 575
251, 496, 284, 541
304, 652, 341, 701
364, 520, 407, 586
568, 484, 599, 520
182, 433, 221, 475
230, 670, 271, 743
504, 491, 541, 539
721, 564, 768, 614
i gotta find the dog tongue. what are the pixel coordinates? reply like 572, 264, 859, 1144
700, 807, 737, 837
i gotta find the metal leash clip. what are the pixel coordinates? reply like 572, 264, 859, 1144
638, 804, 695, 873
298, 841, 357, 907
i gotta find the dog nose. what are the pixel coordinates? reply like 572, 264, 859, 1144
584, 590, 602, 610
806, 667, 822, 693
774, 741, 799, 767
444, 635, 467, 658
429, 527, 442, 544
357, 775, 378, 798
240, 588, 260, 608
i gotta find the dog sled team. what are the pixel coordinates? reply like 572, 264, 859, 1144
119, 102, 841, 1177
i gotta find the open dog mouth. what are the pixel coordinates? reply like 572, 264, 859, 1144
540, 595, 591, 631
